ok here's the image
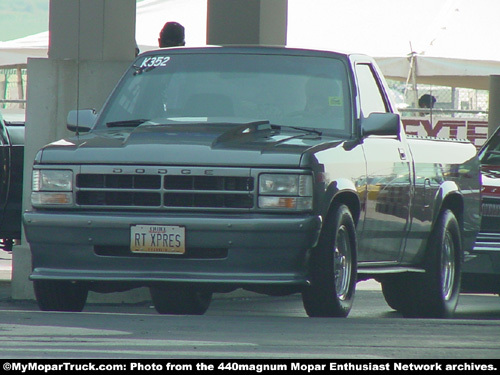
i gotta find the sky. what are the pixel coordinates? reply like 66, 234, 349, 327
1, 0, 49, 42
0, 0, 146, 42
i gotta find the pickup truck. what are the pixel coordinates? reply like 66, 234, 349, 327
0, 110, 24, 252
23, 46, 481, 318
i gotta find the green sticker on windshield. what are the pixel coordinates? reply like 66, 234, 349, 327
328, 96, 343, 106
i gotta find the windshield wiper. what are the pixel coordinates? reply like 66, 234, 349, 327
106, 119, 150, 128
270, 124, 322, 136
132, 65, 156, 76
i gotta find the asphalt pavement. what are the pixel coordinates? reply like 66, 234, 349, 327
0, 247, 382, 308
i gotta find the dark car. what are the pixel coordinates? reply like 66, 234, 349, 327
462, 128, 500, 294
0, 110, 24, 251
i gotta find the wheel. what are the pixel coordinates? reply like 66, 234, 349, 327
419, 209, 462, 318
302, 204, 357, 317
400, 209, 462, 318
381, 274, 415, 312
150, 285, 212, 315
33, 280, 88, 312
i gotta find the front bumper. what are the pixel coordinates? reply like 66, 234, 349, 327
24, 211, 322, 287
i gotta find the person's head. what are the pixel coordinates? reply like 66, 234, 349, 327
159, 22, 185, 47
418, 94, 436, 109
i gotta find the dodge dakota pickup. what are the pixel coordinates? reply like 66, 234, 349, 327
0, 110, 24, 252
23, 46, 481, 318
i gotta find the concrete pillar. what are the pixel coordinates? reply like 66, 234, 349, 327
12, 0, 137, 300
207, 0, 287, 46
48, 0, 136, 61
488, 75, 500, 137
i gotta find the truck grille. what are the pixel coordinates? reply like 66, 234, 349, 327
76, 172, 254, 210
482, 202, 500, 217
473, 232, 500, 252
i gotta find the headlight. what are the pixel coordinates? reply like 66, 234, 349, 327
259, 174, 312, 196
33, 169, 73, 191
31, 169, 73, 206
258, 174, 313, 211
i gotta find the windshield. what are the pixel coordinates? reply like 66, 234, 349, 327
96, 52, 352, 136
480, 131, 500, 164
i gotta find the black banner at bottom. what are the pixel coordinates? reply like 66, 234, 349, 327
2, 359, 499, 374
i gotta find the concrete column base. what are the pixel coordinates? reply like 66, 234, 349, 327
11, 244, 34, 300
12, 244, 151, 303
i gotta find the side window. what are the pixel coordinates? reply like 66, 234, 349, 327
355, 63, 388, 117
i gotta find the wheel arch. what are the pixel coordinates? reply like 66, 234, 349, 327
432, 181, 465, 235
438, 193, 464, 230
324, 189, 361, 227
428, 183, 465, 266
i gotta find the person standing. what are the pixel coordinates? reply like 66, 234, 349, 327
159, 22, 185, 47
418, 94, 436, 117
418, 94, 436, 109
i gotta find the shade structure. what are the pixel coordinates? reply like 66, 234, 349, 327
1, 0, 500, 89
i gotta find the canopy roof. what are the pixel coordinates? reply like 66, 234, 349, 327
1, 0, 499, 89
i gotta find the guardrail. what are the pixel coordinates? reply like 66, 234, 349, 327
0, 99, 26, 104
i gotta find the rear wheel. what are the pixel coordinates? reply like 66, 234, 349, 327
302, 204, 357, 317
387, 209, 462, 318
417, 209, 462, 318
381, 274, 416, 313
150, 285, 212, 315
33, 280, 88, 312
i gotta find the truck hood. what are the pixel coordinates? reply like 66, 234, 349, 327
38, 122, 343, 167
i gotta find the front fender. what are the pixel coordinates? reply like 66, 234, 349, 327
320, 177, 361, 225
431, 180, 465, 233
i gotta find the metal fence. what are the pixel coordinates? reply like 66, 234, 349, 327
387, 80, 490, 150
0, 67, 27, 109
387, 79, 489, 118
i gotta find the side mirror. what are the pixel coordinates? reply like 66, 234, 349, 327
361, 112, 400, 137
67, 109, 97, 132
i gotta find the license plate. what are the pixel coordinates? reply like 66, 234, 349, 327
130, 225, 185, 254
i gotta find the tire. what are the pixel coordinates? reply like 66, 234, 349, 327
381, 274, 416, 313
399, 209, 462, 318
150, 285, 212, 315
33, 280, 88, 312
302, 204, 357, 317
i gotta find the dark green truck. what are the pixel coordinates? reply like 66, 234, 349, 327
23, 46, 481, 318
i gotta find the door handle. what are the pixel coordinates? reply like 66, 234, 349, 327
398, 148, 407, 160
423, 178, 431, 208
